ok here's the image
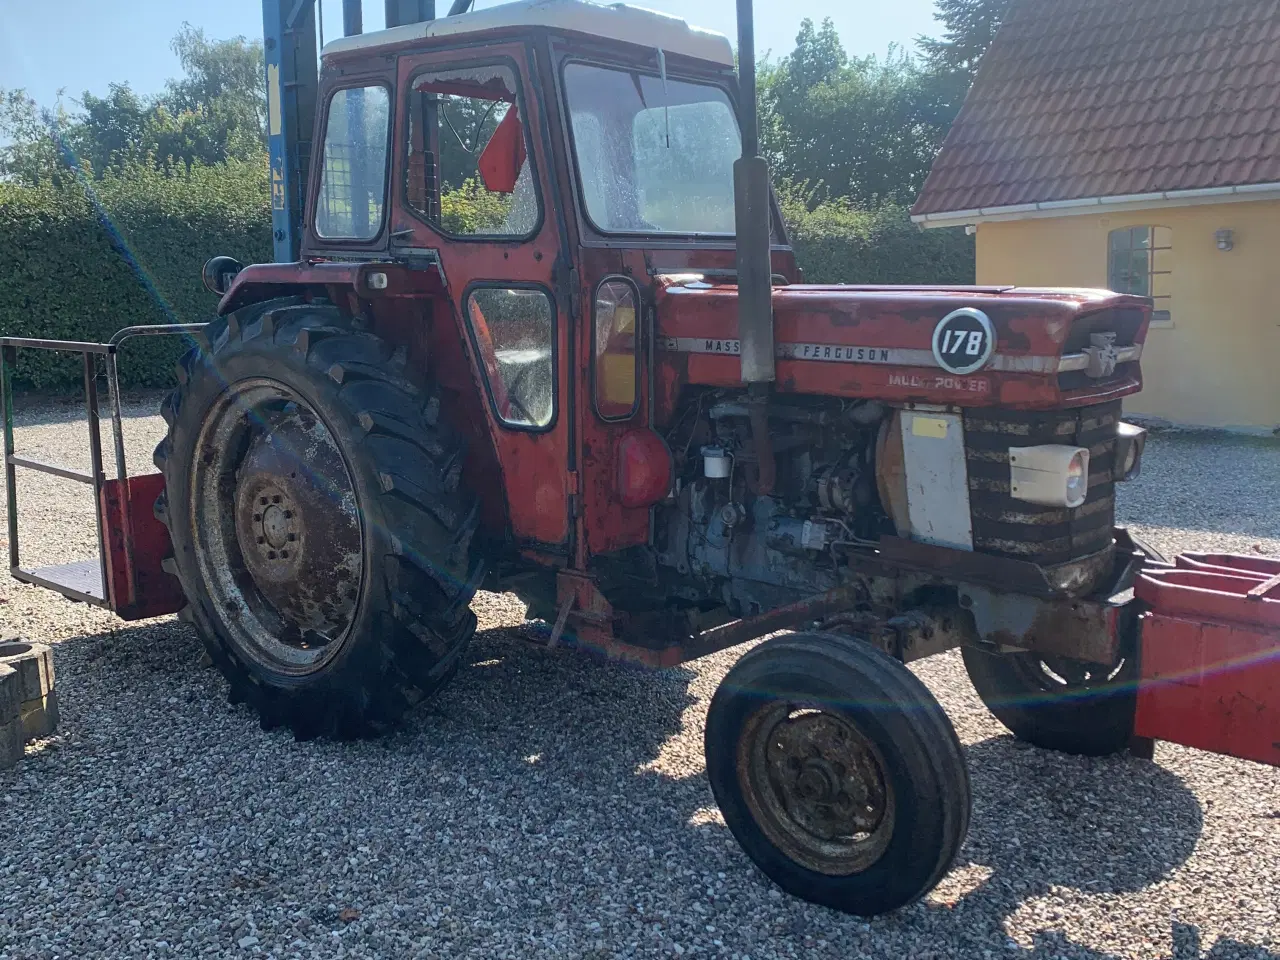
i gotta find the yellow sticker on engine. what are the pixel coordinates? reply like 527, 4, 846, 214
911, 416, 950, 439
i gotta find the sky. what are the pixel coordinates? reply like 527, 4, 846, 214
0, 0, 942, 109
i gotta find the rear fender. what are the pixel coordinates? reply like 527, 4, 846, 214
217, 261, 448, 316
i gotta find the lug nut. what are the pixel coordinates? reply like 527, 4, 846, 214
259, 497, 268, 505
257, 537, 265, 545
283, 510, 292, 519
268, 551, 277, 560
287, 533, 297, 542
272, 495, 281, 504
253, 513, 262, 522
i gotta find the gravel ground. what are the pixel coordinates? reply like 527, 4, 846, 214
0, 395, 1277, 960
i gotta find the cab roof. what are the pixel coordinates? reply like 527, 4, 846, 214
320, 0, 734, 67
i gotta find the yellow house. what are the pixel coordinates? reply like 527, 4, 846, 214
911, 0, 1280, 432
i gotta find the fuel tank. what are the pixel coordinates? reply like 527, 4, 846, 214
653, 278, 1151, 414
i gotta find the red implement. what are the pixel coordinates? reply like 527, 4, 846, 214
1134, 555, 1280, 766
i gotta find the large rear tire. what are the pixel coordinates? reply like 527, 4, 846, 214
705, 632, 971, 916
961, 645, 1136, 757
155, 299, 480, 739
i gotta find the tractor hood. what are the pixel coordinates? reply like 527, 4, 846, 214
653, 277, 1151, 410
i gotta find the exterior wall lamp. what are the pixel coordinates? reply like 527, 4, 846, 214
1215, 229, 1234, 251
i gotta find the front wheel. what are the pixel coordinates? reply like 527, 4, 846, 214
705, 632, 971, 916
961, 646, 1136, 757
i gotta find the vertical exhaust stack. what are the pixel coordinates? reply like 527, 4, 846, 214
342, 0, 363, 35
387, 0, 437, 26
734, 0, 776, 385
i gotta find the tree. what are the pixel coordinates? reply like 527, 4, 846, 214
0, 89, 82, 185
74, 84, 154, 173
161, 25, 266, 163
918, 0, 1015, 108
760, 19, 954, 206
0, 24, 264, 184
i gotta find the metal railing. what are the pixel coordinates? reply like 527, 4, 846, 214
0, 324, 207, 609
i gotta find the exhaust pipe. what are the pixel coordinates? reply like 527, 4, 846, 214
734, 0, 775, 385
342, 0, 363, 35
388, 0, 438, 25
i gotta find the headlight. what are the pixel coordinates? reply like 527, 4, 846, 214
1114, 422, 1147, 482
1009, 445, 1091, 508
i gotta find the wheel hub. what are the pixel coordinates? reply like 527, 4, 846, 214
238, 481, 300, 570
739, 705, 895, 876
260, 501, 292, 549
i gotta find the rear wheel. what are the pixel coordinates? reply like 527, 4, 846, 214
155, 299, 480, 738
705, 632, 970, 916
961, 645, 1136, 757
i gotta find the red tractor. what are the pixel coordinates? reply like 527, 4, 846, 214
4, 0, 1277, 919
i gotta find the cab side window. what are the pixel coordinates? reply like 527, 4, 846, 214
316, 85, 391, 240
406, 64, 540, 238
466, 287, 555, 430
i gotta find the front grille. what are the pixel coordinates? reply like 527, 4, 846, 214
1060, 308, 1144, 354
963, 401, 1120, 567
1058, 307, 1146, 392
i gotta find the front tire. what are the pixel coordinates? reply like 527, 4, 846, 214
155, 299, 480, 739
961, 646, 1136, 757
705, 632, 971, 916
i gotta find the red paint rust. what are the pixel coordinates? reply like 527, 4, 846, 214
100, 475, 186, 621
1135, 558, 1280, 767
654, 281, 1150, 410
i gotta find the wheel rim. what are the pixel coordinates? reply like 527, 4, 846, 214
1012, 653, 1127, 693
190, 379, 365, 677
737, 702, 896, 876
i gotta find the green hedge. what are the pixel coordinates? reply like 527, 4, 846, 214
0, 158, 271, 389
777, 188, 975, 285
0, 161, 974, 390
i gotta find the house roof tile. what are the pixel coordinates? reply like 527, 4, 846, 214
913, 0, 1280, 216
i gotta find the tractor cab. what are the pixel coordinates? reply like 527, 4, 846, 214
260, 0, 794, 565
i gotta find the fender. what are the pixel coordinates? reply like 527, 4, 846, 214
217, 260, 449, 316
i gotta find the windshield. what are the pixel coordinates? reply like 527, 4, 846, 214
563, 62, 740, 235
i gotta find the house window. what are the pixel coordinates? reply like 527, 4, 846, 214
1109, 226, 1172, 323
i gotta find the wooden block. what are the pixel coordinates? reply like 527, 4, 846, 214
0, 664, 19, 725
19, 689, 59, 741
0, 642, 54, 704
0, 715, 22, 769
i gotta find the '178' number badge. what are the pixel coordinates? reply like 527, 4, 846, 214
932, 308, 995, 375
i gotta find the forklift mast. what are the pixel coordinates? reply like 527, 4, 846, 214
261, 0, 440, 263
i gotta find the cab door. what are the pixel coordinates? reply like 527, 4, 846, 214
576, 250, 656, 558
391, 43, 573, 551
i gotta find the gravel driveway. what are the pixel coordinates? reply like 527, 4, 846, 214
0, 396, 1276, 960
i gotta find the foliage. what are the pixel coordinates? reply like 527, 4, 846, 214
438, 177, 512, 235
759, 19, 956, 206
0, 25, 264, 184
0, 158, 272, 389
777, 182, 974, 285
917, 0, 1015, 110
